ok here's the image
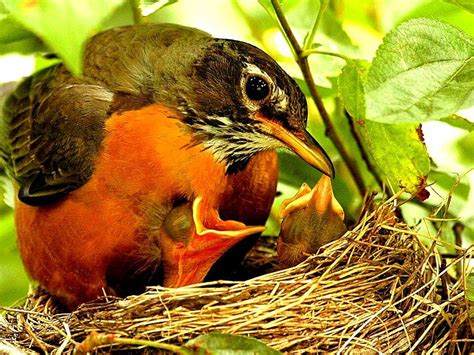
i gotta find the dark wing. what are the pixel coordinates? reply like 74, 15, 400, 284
0, 65, 113, 205
0, 23, 212, 206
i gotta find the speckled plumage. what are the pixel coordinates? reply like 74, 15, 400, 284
1, 23, 309, 205
0, 23, 332, 309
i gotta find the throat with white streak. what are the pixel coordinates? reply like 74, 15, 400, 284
183, 113, 282, 174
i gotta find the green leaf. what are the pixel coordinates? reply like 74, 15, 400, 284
425, 167, 474, 220
365, 18, 474, 123
467, 273, 474, 302
393, 0, 474, 37
0, 16, 44, 55
0, 176, 14, 208
339, 59, 431, 194
0, 0, 9, 19
445, 0, 474, 13
358, 122, 430, 193
0, 184, 29, 306
0, 16, 32, 43
319, 7, 356, 53
185, 333, 281, 354
140, 0, 177, 17
426, 169, 470, 218
338, 59, 369, 118
278, 151, 322, 188
439, 114, 474, 132
4, 0, 123, 76
429, 170, 470, 201
258, 0, 277, 18
455, 132, 474, 167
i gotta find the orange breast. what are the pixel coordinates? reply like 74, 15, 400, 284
15, 104, 278, 309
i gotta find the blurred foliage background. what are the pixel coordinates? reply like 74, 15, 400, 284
0, 0, 472, 307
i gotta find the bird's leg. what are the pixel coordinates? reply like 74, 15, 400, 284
160, 196, 265, 288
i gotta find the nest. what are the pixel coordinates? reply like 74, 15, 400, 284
0, 195, 472, 353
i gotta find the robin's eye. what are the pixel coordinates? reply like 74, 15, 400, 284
245, 76, 270, 101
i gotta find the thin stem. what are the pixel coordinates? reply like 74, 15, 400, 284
129, 0, 144, 24
301, 49, 349, 61
453, 222, 464, 277
345, 108, 385, 192
304, 0, 329, 50
107, 337, 186, 353
270, 0, 366, 196
76, 332, 188, 354
301, 60, 365, 196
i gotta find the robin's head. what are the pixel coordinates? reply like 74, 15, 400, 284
174, 39, 334, 176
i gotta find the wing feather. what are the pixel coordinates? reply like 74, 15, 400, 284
0, 23, 210, 206
1, 66, 113, 205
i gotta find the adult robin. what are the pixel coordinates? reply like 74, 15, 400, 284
0, 23, 334, 310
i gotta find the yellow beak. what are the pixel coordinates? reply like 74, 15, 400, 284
256, 114, 335, 178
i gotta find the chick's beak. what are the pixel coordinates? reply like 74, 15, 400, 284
255, 114, 335, 178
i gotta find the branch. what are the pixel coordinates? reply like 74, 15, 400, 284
270, 0, 366, 196
345, 108, 385, 192
453, 222, 464, 276
304, 0, 329, 50
270, 0, 302, 58
301, 49, 349, 61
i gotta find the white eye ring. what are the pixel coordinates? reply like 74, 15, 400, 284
240, 63, 274, 110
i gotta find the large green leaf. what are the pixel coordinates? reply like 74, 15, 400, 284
4, 0, 123, 75
357, 121, 430, 193
338, 59, 369, 118
185, 332, 281, 354
339, 60, 431, 194
365, 18, 474, 123
378, 0, 474, 36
